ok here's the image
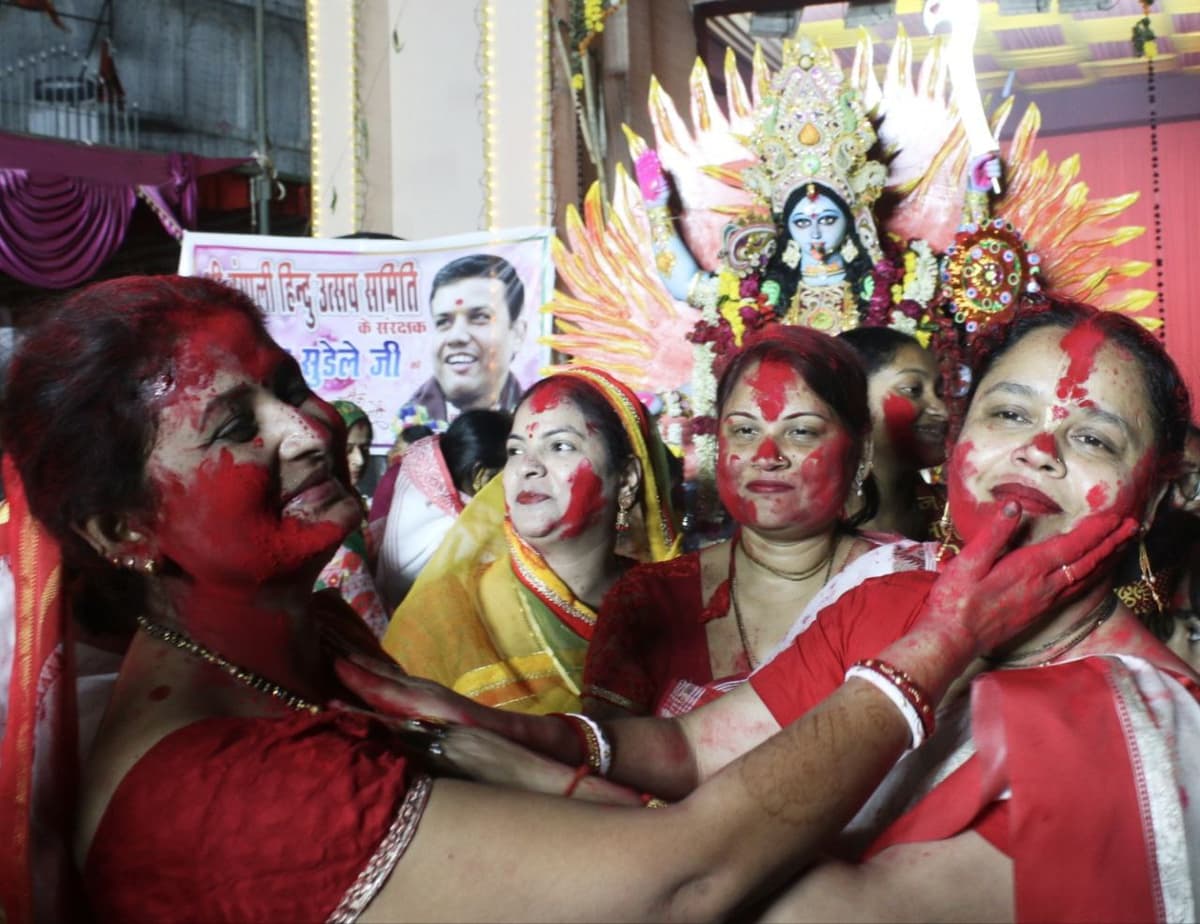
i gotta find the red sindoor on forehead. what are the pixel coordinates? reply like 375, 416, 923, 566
745, 358, 798, 422
1055, 322, 1106, 404
528, 380, 570, 414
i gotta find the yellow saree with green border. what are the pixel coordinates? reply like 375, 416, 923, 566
381, 367, 681, 714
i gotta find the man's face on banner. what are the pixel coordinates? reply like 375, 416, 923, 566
430, 276, 526, 410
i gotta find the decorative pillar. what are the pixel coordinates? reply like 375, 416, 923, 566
339, 0, 550, 239
483, 0, 552, 229
307, 0, 359, 237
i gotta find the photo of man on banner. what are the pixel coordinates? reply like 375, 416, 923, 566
176, 227, 553, 460
402, 253, 527, 430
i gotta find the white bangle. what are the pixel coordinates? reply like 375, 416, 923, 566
845, 665, 925, 749
566, 712, 613, 777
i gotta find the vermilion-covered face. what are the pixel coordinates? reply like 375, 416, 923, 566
948, 323, 1159, 546
868, 342, 948, 470
717, 357, 856, 540
503, 382, 621, 550
142, 310, 361, 587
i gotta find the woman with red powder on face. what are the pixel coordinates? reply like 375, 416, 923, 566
380, 368, 682, 714
0, 275, 1065, 923
584, 326, 895, 719
838, 327, 949, 540
341, 297, 1200, 922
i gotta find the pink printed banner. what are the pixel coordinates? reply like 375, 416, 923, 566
178, 228, 553, 448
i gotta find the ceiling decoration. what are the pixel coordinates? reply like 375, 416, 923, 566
702, 0, 1200, 128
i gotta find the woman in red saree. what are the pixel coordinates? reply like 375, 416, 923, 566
583, 326, 893, 718
343, 298, 1199, 922
0, 275, 1055, 922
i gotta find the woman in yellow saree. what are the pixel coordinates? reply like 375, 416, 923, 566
381, 367, 680, 713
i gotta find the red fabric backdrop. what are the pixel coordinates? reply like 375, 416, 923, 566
1033, 120, 1200, 418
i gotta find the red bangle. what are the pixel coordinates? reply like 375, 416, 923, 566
563, 763, 591, 798
853, 658, 936, 740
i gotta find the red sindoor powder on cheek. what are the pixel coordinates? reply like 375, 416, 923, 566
945, 440, 1000, 544
797, 431, 853, 525
716, 438, 756, 525
882, 393, 920, 463
1086, 483, 1110, 511
556, 459, 609, 540
155, 449, 346, 585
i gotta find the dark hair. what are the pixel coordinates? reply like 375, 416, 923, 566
442, 409, 512, 494
400, 424, 434, 445
716, 325, 876, 526
430, 253, 525, 322
760, 182, 873, 317
1, 275, 271, 628
517, 375, 634, 474
964, 297, 1192, 472
838, 327, 924, 376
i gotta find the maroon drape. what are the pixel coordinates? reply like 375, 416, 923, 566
0, 132, 252, 290
0, 170, 136, 288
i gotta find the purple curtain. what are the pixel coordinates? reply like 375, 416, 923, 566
0, 132, 253, 290
0, 170, 136, 289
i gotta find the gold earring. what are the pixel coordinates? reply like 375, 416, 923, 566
141, 558, 159, 576
615, 496, 632, 533
1115, 535, 1166, 617
782, 239, 801, 270
932, 502, 961, 564
1138, 536, 1165, 614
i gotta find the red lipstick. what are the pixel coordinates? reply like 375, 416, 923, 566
746, 480, 794, 494
991, 482, 1062, 515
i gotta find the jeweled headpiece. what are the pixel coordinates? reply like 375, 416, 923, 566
741, 37, 886, 264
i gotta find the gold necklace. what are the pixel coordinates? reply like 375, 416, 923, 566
136, 615, 322, 714
730, 536, 839, 669
739, 532, 836, 582
982, 594, 1118, 669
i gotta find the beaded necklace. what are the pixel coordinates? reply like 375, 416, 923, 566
136, 615, 321, 714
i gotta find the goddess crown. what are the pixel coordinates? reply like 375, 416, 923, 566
740, 37, 887, 264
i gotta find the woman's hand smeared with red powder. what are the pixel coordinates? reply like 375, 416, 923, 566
335, 653, 484, 728
877, 501, 1137, 706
